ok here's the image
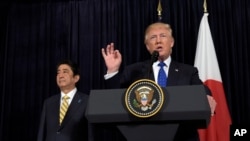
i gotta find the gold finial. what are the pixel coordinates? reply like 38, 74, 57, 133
157, 0, 162, 21
203, 0, 207, 13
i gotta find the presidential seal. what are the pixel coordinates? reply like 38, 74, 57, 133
124, 79, 165, 118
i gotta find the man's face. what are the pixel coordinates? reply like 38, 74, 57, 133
56, 64, 79, 90
145, 24, 174, 61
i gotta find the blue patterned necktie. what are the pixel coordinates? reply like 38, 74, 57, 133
157, 61, 167, 87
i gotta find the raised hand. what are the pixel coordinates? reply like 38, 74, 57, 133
101, 42, 122, 73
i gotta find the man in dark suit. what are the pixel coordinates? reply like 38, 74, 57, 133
101, 22, 217, 141
37, 60, 91, 141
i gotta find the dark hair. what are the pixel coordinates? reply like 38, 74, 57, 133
56, 60, 80, 76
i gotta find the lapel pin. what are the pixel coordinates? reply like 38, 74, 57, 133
78, 99, 82, 103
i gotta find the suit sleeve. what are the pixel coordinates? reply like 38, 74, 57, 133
37, 101, 46, 141
192, 67, 211, 95
104, 72, 122, 89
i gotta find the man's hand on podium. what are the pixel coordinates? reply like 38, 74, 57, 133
207, 95, 217, 116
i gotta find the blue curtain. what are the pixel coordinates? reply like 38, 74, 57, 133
0, 0, 249, 140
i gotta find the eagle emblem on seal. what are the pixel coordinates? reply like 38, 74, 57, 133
133, 86, 157, 111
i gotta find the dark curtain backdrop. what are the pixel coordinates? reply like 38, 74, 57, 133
0, 0, 249, 140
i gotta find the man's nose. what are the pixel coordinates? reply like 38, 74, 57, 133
57, 73, 64, 78
156, 36, 161, 44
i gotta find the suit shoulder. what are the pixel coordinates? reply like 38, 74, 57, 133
171, 61, 198, 70
43, 94, 60, 104
76, 91, 89, 99
125, 60, 150, 69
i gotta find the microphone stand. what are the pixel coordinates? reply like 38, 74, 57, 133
148, 51, 159, 79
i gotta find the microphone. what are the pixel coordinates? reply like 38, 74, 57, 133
148, 51, 159, 78
151, 51, 159, 63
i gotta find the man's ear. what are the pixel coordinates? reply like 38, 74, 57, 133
144, 39, 150, 50
74, 75, 80, 83
146, 45, 150, 51
145, 41, 151, 52
171, 38, 175, 48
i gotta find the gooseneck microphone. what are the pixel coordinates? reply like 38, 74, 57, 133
148, 51, 159, 78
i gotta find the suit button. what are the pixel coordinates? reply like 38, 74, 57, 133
57, 132, 60, 134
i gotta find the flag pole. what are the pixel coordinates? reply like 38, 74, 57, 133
203, 0, 207, 13
157, 0, 162, 21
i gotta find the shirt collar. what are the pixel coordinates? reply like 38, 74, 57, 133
153, 56, 171, 67
60, 88, 77, 100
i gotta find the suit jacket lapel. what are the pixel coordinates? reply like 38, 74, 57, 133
59, 91, 83, 128
51, 95, 60, 125
167, 61, 180, 86
142, 60, 155, 80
